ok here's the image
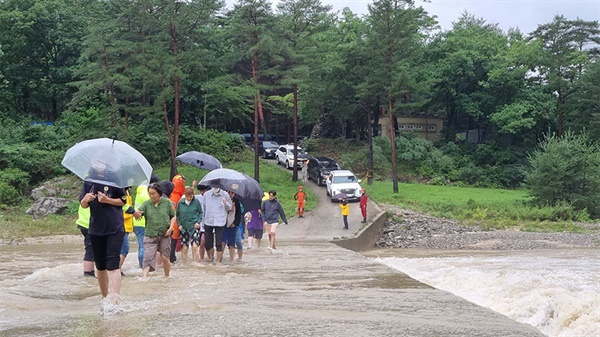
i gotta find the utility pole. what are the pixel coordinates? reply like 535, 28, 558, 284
389, 102, 398, 193
292, 84, 298, 182
368, 106, 374, 185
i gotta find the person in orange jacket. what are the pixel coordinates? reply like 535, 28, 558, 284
168, 173, 186, 263
293, 186, 308, 218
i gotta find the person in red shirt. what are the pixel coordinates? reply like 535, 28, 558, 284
293, 186, 308, 218
360, 188, 368, 223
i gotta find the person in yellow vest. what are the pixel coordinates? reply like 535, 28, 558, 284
119, 188, 135, 276
340, 197, 350, 230
76, 205, 95, 277
133, 174, 159, 268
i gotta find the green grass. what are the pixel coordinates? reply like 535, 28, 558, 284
365, 181, 593, 232
0, 203, 80, 242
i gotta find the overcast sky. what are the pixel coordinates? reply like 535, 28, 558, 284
259, 0, 600, 35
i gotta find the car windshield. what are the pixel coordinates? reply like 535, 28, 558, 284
289, 149, 305, 155
263, 141, 278, 147
320, 162, 338, 169
332, 175, 357, 184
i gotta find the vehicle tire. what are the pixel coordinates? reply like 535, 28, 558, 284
326, 189, 330, 196
286, 160, 292, 169
317, 177, 322, 186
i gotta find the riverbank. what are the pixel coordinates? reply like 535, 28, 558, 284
377, 206, 600, 250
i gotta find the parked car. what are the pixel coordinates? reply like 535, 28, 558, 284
307, 156, 341, 186
256, 140, 279, 159
325, 170, 362, 202
275, 144, 309, 169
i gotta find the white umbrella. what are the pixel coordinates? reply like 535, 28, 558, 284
61, 138, 153, 188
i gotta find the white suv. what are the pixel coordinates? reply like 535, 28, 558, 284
326, 170, 362, 202
275, 144, 309, 169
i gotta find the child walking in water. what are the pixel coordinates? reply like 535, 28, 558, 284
339, 197, 349, 230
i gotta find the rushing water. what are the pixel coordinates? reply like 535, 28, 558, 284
376, 249, 600, 337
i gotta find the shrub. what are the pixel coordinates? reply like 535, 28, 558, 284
0, 168, 30, 194
526, 131, 600, 217
0, 181, 20, 205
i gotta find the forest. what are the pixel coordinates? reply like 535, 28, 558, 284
0, 0, 599, 214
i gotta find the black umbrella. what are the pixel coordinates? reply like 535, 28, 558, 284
176, 151, 222, 171
199, 169, 264, 204
332, 193, 348, 202
236, 174, 264, 211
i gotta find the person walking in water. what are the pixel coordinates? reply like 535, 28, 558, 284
80, 165, 126, 304
359, 188, 368, 223
75, 205, 95, 277
261, 190, 288, 250
340, 197, 350, 230
201, 181, 232, 263
135, 183, 175, 278
176, 187, 203, 264
294, 186, 308, 218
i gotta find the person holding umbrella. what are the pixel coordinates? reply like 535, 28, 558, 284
201, 181, 232, 263
261, 190, 288, 250
80, 163, 127, 304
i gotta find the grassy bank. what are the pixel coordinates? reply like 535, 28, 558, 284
366, 181, 592, 232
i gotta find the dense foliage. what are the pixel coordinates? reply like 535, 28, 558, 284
0, 0, 599, 215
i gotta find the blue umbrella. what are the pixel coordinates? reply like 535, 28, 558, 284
61, 138, 152, 188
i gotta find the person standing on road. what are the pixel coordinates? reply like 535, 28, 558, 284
359, 188, 368, 223
340, 197, 350, 230
294, 186, 308, 218
301, 160, 309, 182
261, 190, 288, 250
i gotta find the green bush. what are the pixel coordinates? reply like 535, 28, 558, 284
0, 181, 20, 205
0, 168, 30, 194
526, 131, 600, 217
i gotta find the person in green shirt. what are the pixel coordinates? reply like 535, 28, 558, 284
134, 183, 175, 278
176, 187, 203, 264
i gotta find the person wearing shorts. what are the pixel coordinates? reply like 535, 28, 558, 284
201, 182, 232, 263
222, 191, 242, 262
76, 205, 95, 277
80, 174, 126, 303
261, 190, 288, 250
135, 183, 175, 278
194, 184, 209, 260
176, 188, 203, 264
245, 208, 263, 249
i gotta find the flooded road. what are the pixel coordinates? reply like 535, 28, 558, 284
1, 239, 543, 337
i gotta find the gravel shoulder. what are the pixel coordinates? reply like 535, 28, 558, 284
377, 205, 600, 250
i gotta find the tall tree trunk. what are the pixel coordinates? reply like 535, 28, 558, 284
169, 22, 180, 179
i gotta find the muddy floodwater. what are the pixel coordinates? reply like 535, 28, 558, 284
1, 238, 543, 337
